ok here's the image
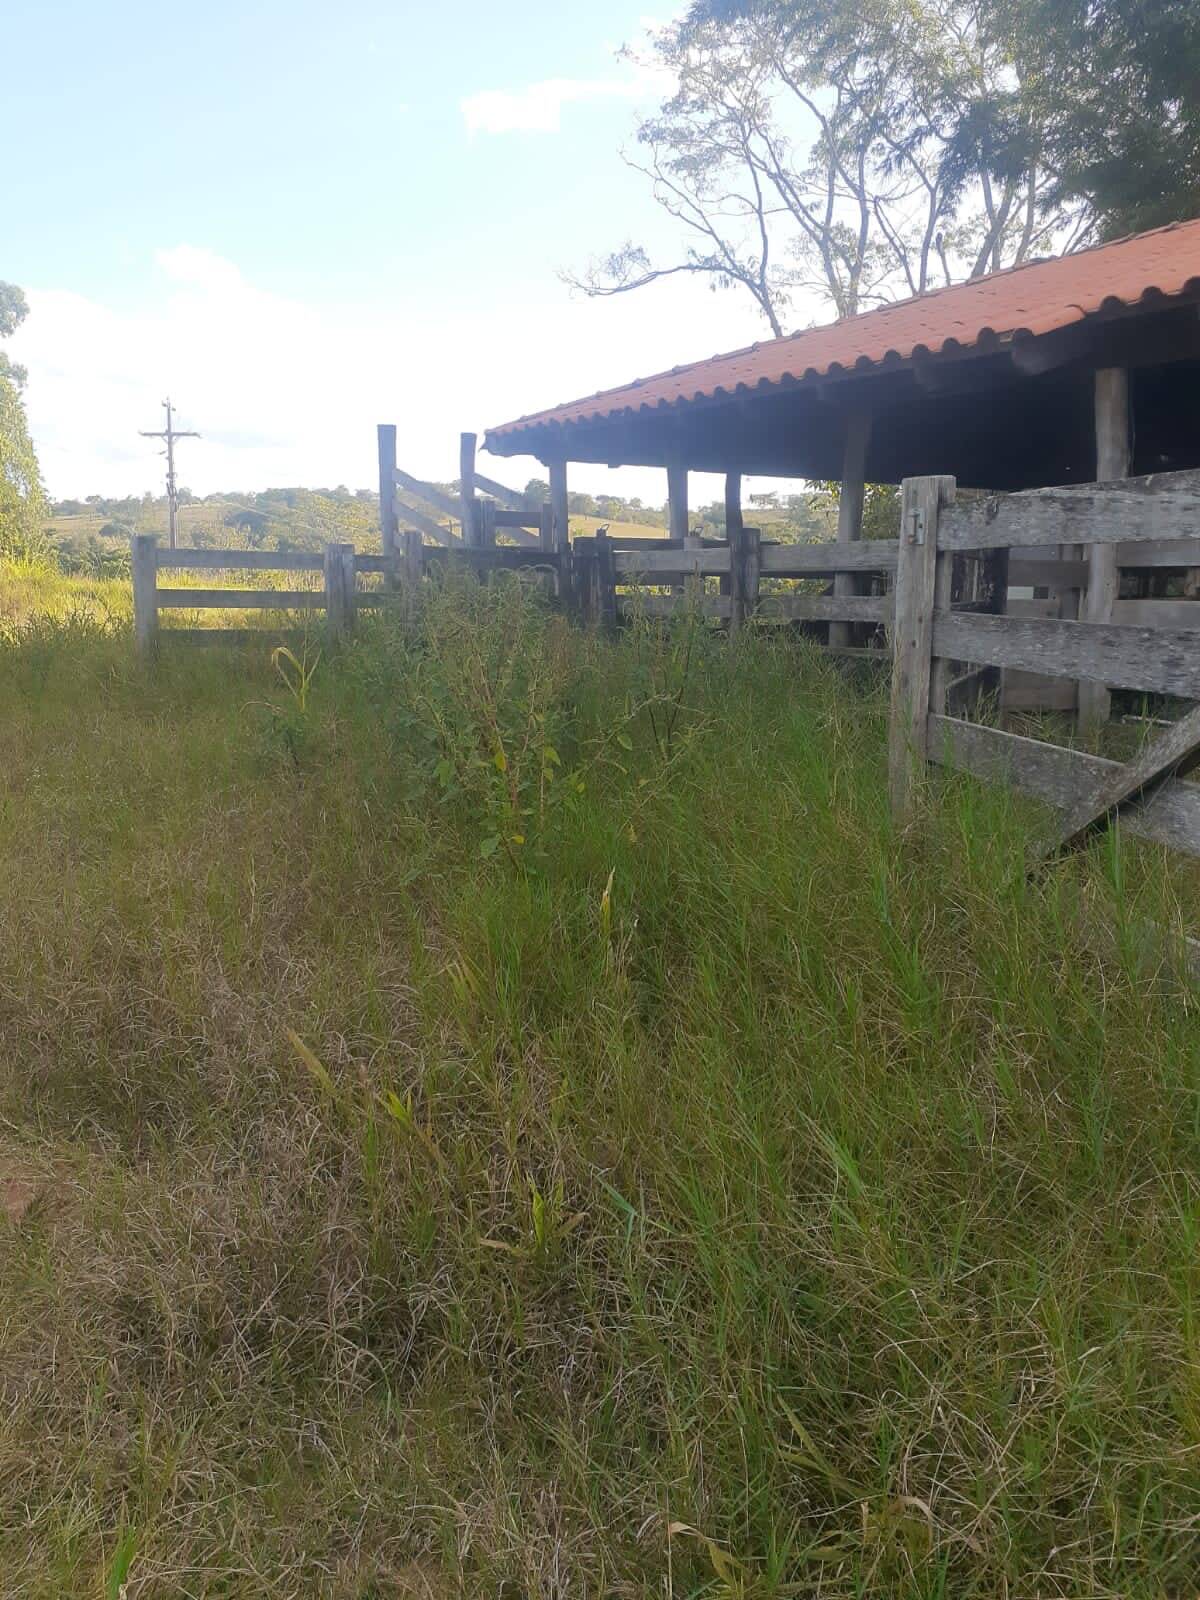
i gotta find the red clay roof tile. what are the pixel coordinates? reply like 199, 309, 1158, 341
486, 219, 1200, 444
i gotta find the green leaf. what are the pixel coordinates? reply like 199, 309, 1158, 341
479, 835, 501, 858
616, 732, 634, 751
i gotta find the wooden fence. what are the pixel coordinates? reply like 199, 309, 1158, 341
888, 470, 1200, 857
130, 532, 561, 651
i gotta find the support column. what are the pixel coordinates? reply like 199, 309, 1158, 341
667, 463, 689, 542
1079, 368, 1131, 730
830, 413, 871, 651
721, 472, 742, 614
549, 460, 569, 554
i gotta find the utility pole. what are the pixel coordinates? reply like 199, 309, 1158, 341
139, 398, 199, 549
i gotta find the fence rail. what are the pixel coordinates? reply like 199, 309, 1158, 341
888, 469, 1200, 863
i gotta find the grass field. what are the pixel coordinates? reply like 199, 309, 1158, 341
1, 561, 1198, 1598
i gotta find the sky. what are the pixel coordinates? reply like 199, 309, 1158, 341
4, 0, 820, 509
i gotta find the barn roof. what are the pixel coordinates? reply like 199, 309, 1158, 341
485, 219, 1200, 456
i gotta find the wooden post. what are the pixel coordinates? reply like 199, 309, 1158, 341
402, 529, 423, 622
728, 520, 760, 635
667, 463, 688, 542
377, 424, 398, 575
549, 460, 569, 554
340, 543, 357, 632
1079, 368, 1131, 730
132, 534, 159, 655
325, 542, 352, 638
830, 413, 871, 651
721, 472, 742, 609
460, 431, 478, 547
596, 528, 616, 631
888, 476, 955, 819
480, 499, 497, 549
573, 537, 597, 625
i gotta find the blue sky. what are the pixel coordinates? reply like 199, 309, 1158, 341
6, 0, 811, 504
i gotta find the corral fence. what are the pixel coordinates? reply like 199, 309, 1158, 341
130, 532, 565, 652
888, 470, 1200, 859
134, 461, 1200, 864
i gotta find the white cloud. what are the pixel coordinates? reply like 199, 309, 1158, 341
461, 75, 646, 135
11, 244, 816, 509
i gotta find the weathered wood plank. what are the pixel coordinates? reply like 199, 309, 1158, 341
132, 534, 158, 655
831, 411, 871, 650
614, 547, 730, 576
1079, 368, 1132, 729
667, 463, 688, 542
940, 481, 1200, 552
933, 611, 1200, 699
756, 593, 891, 624
1116, 538, 1200, 568
393, 496, 455, 546
760, 540, 899, 575
155, 587, 326, 609
615, 593, 731, 620
156, 547, 325, 571
1110, 599, 1200, 628
472, 470, 524, 508
927, 714, 1200, 859
488, 507, 539, 529
889, 477, 953, 817
1007, 557, 1089, 588
159, 626, 306, 646
1038, 701, 1200, 858
426, 546, 560, 571
549, 460, 569, 554
393, 468, 460, 522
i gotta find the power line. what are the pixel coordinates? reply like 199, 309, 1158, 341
139, 398, 199, 549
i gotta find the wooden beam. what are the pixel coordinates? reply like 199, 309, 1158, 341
1079, 367, 1132, 729
724, 472, 743, 546
460, 432, 478, 548
393, 496, 456, 546
760, 540, 899, 576
830, 412, 871, 650
157, 548, 324, 571
927, 715, 1200, 860
377, 424, 398, 567
549, 460, 569, 554
933, 611, 1200, 700
1035, 702, 1200, 860
667, 463, 688, 541
472, 469, 524, 508
392, 468, 460, 523
938, 478, 1200, 551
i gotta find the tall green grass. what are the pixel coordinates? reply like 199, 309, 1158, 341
0, 573, 1197, 1598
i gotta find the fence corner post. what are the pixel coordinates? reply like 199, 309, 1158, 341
132, 533, 159, 656
888, 476, 954, 821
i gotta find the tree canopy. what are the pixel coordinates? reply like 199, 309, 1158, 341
572, 0, 1199, 331
0, 281, 46, 560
